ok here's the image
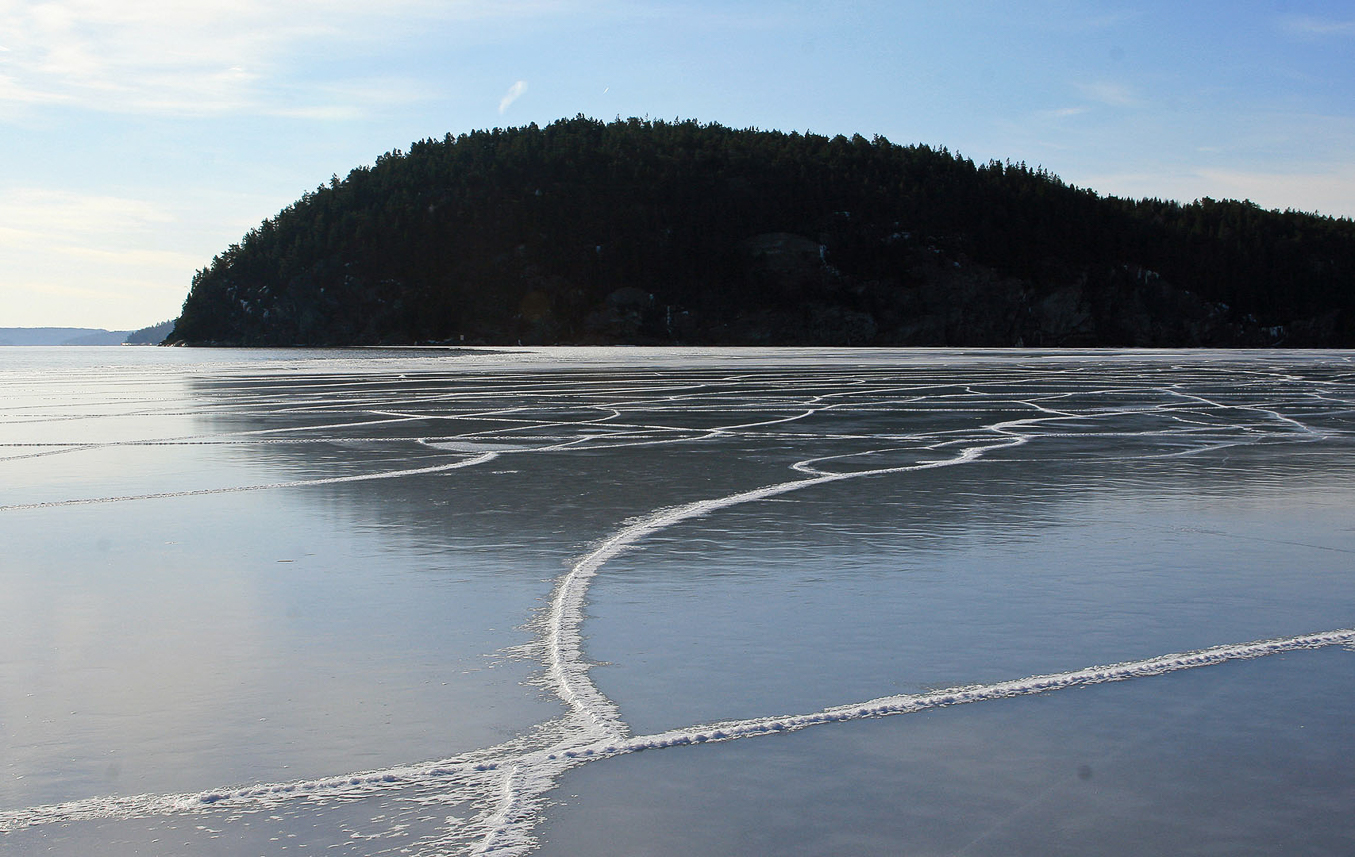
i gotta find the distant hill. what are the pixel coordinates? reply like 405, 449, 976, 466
124, 319, 177, 344
169, 116, 1355, 348
0, 327, 131, 346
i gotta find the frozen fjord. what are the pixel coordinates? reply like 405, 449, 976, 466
2, 346, 1354, 856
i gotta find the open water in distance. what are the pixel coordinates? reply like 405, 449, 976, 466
1, 346, 1353, 856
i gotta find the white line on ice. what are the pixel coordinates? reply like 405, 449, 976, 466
3, 628, 1350, 844
540, 439, 1016, 736
4, 361, 1354, 855
614, 628, 1355, 753
0, 452, 499, 512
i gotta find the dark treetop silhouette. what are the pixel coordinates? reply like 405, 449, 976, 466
169, 117, 1355, 348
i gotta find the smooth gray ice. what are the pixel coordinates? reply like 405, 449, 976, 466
2, 346, 1353, 856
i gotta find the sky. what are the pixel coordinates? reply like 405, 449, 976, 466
2, 0, 1353, 330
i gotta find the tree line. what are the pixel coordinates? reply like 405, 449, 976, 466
169, 116, 1355, 347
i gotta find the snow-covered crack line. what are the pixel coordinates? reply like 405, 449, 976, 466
3, 364, 1352, 856
4, 429, 1353, 856
3, 629, 1350, 850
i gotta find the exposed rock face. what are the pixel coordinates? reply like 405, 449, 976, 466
1031, 286, 1094, 345
742, 233, 826, 279
584, 287, 655, 341
689, 248, 1294, 348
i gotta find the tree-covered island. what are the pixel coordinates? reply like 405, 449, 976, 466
168, 117, 1355, 347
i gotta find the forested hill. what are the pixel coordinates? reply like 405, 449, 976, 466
168, 116, 1355, 347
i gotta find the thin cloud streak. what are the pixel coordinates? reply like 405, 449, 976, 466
0, 189, 175, 238
1074, 81, 1145, 108
60, 246, 204, 269
499, 79, 528, 114
1037, 106, 1089, 119
1280, 16, 1355, 37
0, 0, 579, 116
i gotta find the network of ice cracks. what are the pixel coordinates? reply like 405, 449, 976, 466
3, 351, 1354, 855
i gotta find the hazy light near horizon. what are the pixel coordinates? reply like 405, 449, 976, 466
1, 1, 1352, 329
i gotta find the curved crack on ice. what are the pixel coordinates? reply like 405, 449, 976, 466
541, 437, 1018, 740
0, 452, 500, 512
4, 629, 1351, 849
5, 358, 1354, 855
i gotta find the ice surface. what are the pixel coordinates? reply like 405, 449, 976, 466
2, 346, 1353, 855
538, 648, 1355, 857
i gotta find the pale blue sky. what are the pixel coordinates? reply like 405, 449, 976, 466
2, 0, 1353, 329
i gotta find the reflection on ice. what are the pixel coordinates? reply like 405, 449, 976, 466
1, 347, 1353, 855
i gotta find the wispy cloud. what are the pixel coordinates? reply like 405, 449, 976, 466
0, 1, 571, 117
0, 189, 174, 240
0, 73, 70, 105
60, 245, 204, 268
9, 278, 149, 303
1037, 106, 1089, 119
268, 80, 432, 121
1074, 81, 1144, 108
499, 79, 528, 114
1280, 16, 1355, 37
268, 105, 366, 122
0, 1, 285, 114
1039, 9, 1140, 34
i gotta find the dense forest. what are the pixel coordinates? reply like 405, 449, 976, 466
125, 319, 176, 344
169, 116, 1355, 347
